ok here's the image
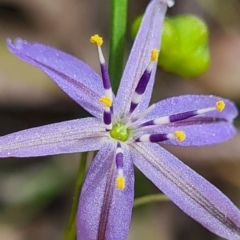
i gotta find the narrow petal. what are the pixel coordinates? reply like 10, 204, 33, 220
77, 143, 134, 240
0, 117, 107, 157
131, 143, 240, 240
139, 95, 238, 123
115, 0, 168, 115
136, 122, 236, 146
135, 95, 237, 146
7, 39, 104, 118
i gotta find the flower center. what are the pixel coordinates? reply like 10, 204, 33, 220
110, 123, 129, 142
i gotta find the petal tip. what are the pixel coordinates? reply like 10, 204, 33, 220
7, 38, 28, 52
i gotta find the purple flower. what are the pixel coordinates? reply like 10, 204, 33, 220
4, 0, 240, 239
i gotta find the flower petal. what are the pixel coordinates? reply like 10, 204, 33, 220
140, 95, 238, 123
115, 0, 167, 115
136, 95, 237, 146
77, 142, 134, 240
0, 117, 107, 157
131, 143, 240, 240
7, 39, 104, 118
136, 122, 237, 146
165, 121, 236, 146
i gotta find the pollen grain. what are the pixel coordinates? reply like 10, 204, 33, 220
100, 96, 112, 107
151, 49, 159, 61
216, 101, 225, 112
116, 176, 125, 190
174, 131, 186, 142
90, 34, 103, 46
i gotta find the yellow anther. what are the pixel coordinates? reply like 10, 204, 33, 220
100, 96, 112, 107
151, 49, 159, 62
216, 101, 225, 112
116, 176, 125, 190
90, 34, 103, 46
174, 131, 186, 142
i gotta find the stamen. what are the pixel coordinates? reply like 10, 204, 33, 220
99, 96, 112, 130
90, 34, 113, 101
174, 131, 186, 142
136, 131, 186, 143
115, 143, 125, 190
100, 96, 112, 107
90, 34, 103, 46
116, 143, 124, 167
216, 101, 225, 112
151, 49, 159, 62
103, 109, 112, 131
116, 176, 125, 190
129, 49, 159, 114
91, 34, 113, 130
135, 133, 168, 142
141, 101, 226, 127
131, 104, 156, 124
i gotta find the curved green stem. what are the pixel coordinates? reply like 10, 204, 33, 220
62, 152, 88, 240
133, 194, 169, 208
109, 0, 128, 93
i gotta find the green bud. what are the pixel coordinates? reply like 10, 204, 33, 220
131, 15, 210, 78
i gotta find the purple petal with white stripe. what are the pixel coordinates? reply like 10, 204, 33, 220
77, 143, 134, 240
0, 117, 107, 157
134, 95, 237, 146
139, 95, 238, 124
131, 143, 240, 240
164, 121, 234, 146
115, 0, 167, 115
7, 39, 104, 118
136, 121, 237, 146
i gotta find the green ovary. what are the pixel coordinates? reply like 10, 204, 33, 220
110, 123, 129, 142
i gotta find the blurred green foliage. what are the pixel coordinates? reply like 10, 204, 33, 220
131, 15, 210, 78
0, 157, 75, 223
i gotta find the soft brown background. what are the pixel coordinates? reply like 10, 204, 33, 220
0, 0, 240, 239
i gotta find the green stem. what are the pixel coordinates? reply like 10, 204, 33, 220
109, 0, 128, 93
63, 152, 88, 240
133, 194, 169, 208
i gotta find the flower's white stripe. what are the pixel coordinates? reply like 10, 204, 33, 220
104, 107, 111, 113
146, 61, 154, 72
118, 169, 124, 176
132, 92, 143, 105
154, 116, 170, 124
167, 0, 175, 7
105, 88, 113, 100
132, 104, 156, 122
138, 134, 150, 142
105, 122, 112, 131
97, 46, 105, 64
116, 146, 123, 154
197, 107, 216, 114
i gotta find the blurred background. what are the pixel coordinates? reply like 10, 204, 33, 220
0, 0, 240, 239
